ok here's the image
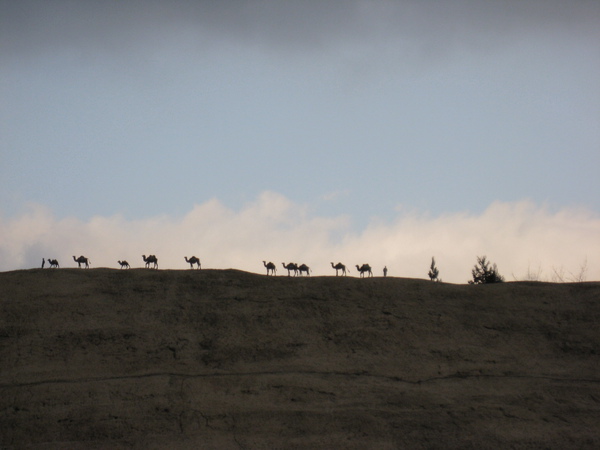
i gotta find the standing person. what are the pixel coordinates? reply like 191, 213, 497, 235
41, 258, 45, 269
383, 266, 388, 277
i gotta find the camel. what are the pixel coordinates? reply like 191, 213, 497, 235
331, 262, 348, 276
142, 254, 158, 269
282, 262, 298, 277
298, 263, 311, 276
48, 258, 59, 268
73, 255, 90, 268
355, 264, 373, 278
263, 261, 276, 276
184, 256, 201, 269
118, 260, 130, 269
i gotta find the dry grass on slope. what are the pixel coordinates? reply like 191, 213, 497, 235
1, 269, 599, 448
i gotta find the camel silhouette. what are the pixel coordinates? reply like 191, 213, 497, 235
282, 262, 298, 277
184, 256, 201, 269
73, 255, 90, 268
298, 264, 311, 276
118, 260, 130, 269
142, 254, 158, 269
355, 264, 373, 278
263, 261, 276, 276
48, 259, 59, 268
331, 262, 348, 276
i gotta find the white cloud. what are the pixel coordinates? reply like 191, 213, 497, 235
1, 193, 598, 283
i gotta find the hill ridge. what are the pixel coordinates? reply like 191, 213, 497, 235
1, 269, 599, 448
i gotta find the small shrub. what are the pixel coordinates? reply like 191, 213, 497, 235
552, 258, 588, 283
469, 256, 504, 284
428, 257, 440, 282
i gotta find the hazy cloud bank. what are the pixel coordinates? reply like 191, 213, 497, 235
1, 192, 598, 283
3, 0, 598, 61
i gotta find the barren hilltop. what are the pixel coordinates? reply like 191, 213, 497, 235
1, 269, 599, 449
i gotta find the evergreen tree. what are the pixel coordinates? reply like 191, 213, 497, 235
428, 257, 440, 282
469, 256, 504, 284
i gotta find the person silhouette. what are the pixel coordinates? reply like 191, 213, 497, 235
42, 258, 45, 269
383, 266, 388, 277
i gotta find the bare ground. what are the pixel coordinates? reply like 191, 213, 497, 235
1, 268, 599, 449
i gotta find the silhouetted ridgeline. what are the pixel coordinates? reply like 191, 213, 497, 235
1, 269, 599, 448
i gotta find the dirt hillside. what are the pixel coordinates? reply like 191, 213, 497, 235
1, 269, 599, 449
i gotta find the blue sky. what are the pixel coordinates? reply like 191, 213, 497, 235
1, 1, 599, 281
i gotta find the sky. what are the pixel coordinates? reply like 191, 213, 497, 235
1, 0, 599, 282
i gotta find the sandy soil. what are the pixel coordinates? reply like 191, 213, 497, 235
1, 268, 599, 448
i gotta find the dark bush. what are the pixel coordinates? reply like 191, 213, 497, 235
428, 257, 440, 282
469, 256, 504, 284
